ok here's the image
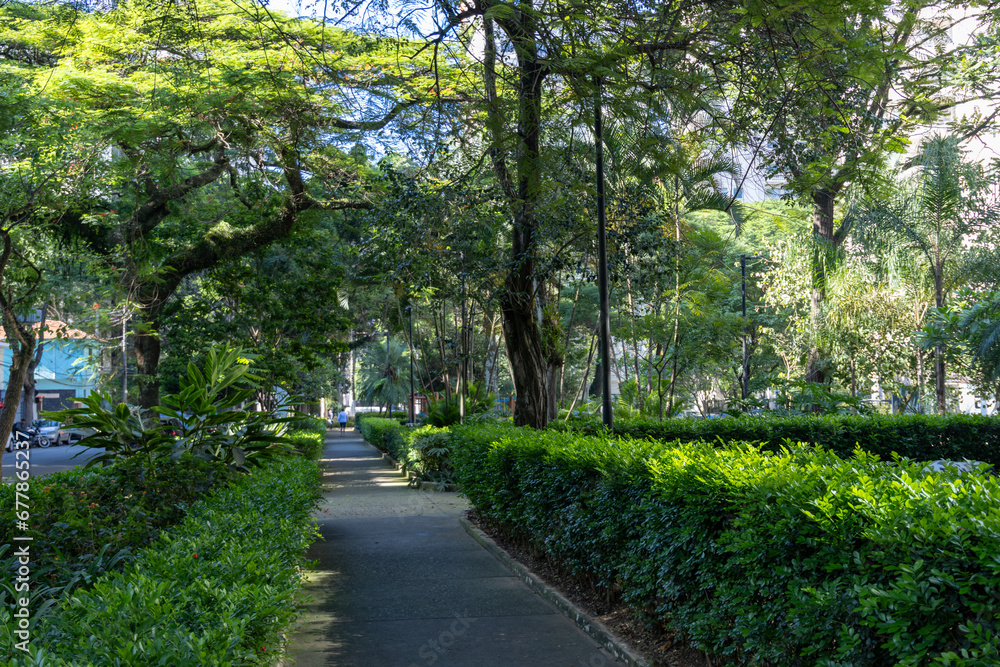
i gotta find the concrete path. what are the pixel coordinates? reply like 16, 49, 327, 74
286, 430, 620, 667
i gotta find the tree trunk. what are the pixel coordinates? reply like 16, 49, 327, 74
915, 346, 925, 414
501, 285, 548, 428
484, 7, 548, 428
0, 308, 36, 465
134, 319, 161, 409
565, 330, 597, 417
934, 266, 946, 414
558, 283, 582, 409
19, 304, 50, 425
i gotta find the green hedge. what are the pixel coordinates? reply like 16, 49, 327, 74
2, 457, 321, 666
451, 424, 1000, 666
285, 417, 327, 460
357, 417, 412, 462
1, 457, 234, 616
555, 413, 1000, 466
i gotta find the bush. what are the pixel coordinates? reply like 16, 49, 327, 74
557, 413, 1000, 467
450, 425, 1000, 666
285, 417, 327, 459
358, 420, 458, 484
1, 456, 234, 616
357, 417, 412, 461
403, 426, 454, 484
1, 458, 321, 666
48, 347, 303, 471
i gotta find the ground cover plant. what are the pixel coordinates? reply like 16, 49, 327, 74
451, 423, 1000, 666
1, 457, 321, 665
555, 413, 1000, 467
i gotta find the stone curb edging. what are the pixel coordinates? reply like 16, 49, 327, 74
459, 517, 650, 667
359, 437, 460, 491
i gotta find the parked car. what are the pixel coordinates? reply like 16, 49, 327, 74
31, 420, 89, 446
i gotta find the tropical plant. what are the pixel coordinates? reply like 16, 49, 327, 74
855, 135, 997, 413
357, 336, 411, 413
48, 346, 300, 471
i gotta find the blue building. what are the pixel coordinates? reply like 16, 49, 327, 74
0, 320, 100, 422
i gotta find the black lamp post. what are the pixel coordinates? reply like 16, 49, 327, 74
407, 306, 415, 425
740, 254, 763, 401
595, 76, 612, 430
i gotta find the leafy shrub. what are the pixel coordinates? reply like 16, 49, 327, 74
426, 397, 461, 427
48, 347, 301, 471
285, 418, 327, 459
403, 426, 453, 484
558, 413, 1000, 467
357, 417, 412, 461
450, 424, 1000, 666
0, 456, 234, 616
1, 458, 321, 666
285, 415, 326, 432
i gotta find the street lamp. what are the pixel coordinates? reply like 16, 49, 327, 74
595, 75, 612, 430
740, 254, 764, 401
406, 306, 415, 425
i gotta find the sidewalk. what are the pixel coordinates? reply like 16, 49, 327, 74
285, 429, 621, 667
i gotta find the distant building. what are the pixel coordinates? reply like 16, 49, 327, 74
0, 320, 100, 422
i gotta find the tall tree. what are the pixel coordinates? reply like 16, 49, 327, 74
0, 0, 457, 407
732, 0, 977, 383
364, 0, 843, 426
855, 135, 998, 413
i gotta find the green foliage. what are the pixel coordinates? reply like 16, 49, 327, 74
48, 347, 301, 471
425, 383, 496, 426
0, 456, 234, 632
357, 419, 456, 484
357, 338, 412, 412
772, 379, 863, 415
559, 413, 1000, 467
449, 425, 1000, 666
284, 417, 327, 460
357, 417, 412, 462
425, 397, 461, 427
405, 426, 454, 485
1, 458, 320, 666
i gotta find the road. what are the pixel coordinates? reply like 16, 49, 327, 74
1, 443, 105, 480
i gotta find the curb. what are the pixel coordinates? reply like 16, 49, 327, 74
359, 438, 460, 492
459, 517, 650, 667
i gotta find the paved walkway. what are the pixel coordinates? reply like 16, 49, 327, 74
286, 430, 620, 667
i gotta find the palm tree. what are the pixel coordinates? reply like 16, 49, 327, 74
357, 337, 412, 415
855, 135, 992, 414
960, 296, 1000, 389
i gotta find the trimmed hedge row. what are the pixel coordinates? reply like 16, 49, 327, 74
285, 418, 328, 460
1, 457, 235, 616
556, 413, 1000, 466
357, 418, 454, 483
451, 424, 1000, 666
2, 457, 321, 666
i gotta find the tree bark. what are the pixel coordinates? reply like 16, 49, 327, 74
934, 266, 946, 414
806, 185, 849, 385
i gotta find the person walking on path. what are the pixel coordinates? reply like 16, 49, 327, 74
337, 408, 349, 434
